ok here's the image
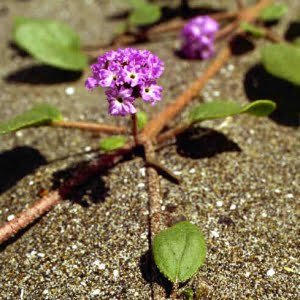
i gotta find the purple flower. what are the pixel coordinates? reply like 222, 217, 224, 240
85, 48, 164, 116
181, 16, 219, 60
106, 87, 136, 116
140, 81, 163, 105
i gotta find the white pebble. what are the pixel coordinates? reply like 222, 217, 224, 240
227, 64, 235, 71
37, 253, 45, 258
137, 182, 145, 189
99, 263, 105, 270
65, 86, 75, 96
267, 268, 275, 277
7, 214, 15, 221
245, 271, 251, 278
189, 168, 196, 174
211, 230, 219, 238
16, 131, 23, 137
113, 269, 119, 278
216, 201, 223, 207
213, 90, 220, 97
230, 204, 236, 210
285, 193, 294, 199
139, 168, 146, 177
274, 188, 281, 194
173, 170, 182, 176
29, 180, 34, 186
43, 290, 49, 295
92, 289, 100, 296
84, 146, 92, 152
261, 211, 268, 218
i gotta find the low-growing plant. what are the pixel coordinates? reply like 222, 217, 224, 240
2, 0, 299, 298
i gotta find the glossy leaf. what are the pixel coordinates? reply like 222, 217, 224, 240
99, 136, 127, 152
13, 16, 88, 70
152, 221, 206, 283
136, 111, 148, 130
129, 3, 161, 26
0, 103, 62, 135
240, 22, 265, 38
260, 4, 288, 21
261, 43, 300, 86
190, 100, 276, 123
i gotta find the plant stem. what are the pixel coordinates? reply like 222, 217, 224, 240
236, 0, 245, 9
131, 114, 139, 145
0, 191, 61, 245
52, 120, 128, 134
156, 124, 190, 144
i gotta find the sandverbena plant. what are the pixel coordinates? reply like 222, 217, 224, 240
1, 0, 299, 298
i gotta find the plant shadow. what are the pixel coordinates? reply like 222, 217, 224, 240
244, 64, 300, 126
51, 160, 109, 207
4, 64, 82, 85
284, 21, 300, 41
176, 127, 241, 159
0, 146, 47, 195
139, 250, 173, 298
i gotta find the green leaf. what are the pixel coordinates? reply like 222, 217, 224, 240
152, 221, 206, 283
240, 22, 265, 38
13, 16, 88, 71
125, 0, 147, 8
242, 100, 276, 116
99, 136, 127, 152
129, 3, 161, 26
0, 103, 62, 135
260, 4, 288, 21
190, 100, 276, 123
261, 43, 300, 86
136, 111, 148, 130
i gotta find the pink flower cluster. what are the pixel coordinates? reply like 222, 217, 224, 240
181, 16, 219, 60
85, 48, 164, 116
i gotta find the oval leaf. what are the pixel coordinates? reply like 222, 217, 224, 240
99, 136, 127, 152
13, 17, 88, 71
190, 100, 276, 123
129, 4, 161, 26
242, 100, 276, 116
136, 111, 148, 130
261, 43, 300, 86
0, 103, 62, 135
260, 4, 288, 22
152, 221, 206, 283
240, 22, 265, 38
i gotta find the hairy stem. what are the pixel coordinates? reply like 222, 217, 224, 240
131, 114, 139, 146
52, 120, 127, 134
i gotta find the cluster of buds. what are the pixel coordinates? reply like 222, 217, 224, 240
85, 48, 164, 116
181, 16, 219, 60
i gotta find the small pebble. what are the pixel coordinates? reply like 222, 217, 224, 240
92, 289, 100, 296
245, 271, 251, 278
16, 131, 23, 137
137, 182, 145, 189
84, 146, 92, 152
113, 269, 119, 278
267, 268, 275, 277
189, 168, 196, 174
65, 86, 75, 96
230, 204, 236, 210
99, 263, 105, 270
216, 201, 223, 207
285, 193, 294, 199
211, 229, 219, 238
7, 214, 15, 221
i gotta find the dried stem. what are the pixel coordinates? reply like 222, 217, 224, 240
236, 0, 245, 9
52, 120, 127, 134
156, 124, 190, 144
264, 28, 284, 43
